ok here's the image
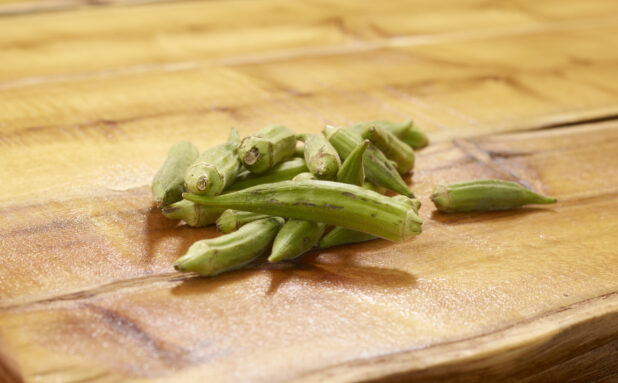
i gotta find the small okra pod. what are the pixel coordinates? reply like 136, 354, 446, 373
431, 179, 557, 213
226, 157, 308, 192
352, 120, 429, 150
354, 125, 415, 174
297, 133, 341, 180
337, 139, 368, 185
292, 172, 318, 181
174, 217, 285, 277
216, 209, 272, 233
161, 199, 224, 227
269, 220, 327, 263
238, 125, 297, 174
318, 227, 376, 249
184, 128, 241, 196
323, 125, 413, 197
151, 141, 199, 207
184, 180, 422, 241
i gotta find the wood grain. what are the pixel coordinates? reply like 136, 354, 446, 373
0, 0, 617, 381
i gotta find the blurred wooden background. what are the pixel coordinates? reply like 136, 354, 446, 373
0, 0, 617, 382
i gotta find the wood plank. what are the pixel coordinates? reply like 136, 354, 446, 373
1, 0, 618, 81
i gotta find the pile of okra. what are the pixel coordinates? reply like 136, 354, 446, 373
152, 120, 556, 277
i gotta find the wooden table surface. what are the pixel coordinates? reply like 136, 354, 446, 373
1, 1, 617, 382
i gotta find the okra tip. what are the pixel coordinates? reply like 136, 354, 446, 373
184, 163, 224, 195
430, 185, 449, 211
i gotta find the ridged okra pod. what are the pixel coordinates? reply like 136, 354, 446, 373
353, 120, 429, 150
336, 139, 368, 185
161, 199, 224, 227
226, 157, 308, 192
184, 180, 422, 241
431, 179, 557, 213
216, 209, 272, 233
238, 125, 296, 174
318, 228, 376, 249
184, 128, 241, 196
268, 171, 323, 263
151, 141, 199, 207
323, 125, 413, 197
174, 217, 284, 277
355, 125, 415, 174
297, 133, 341, 180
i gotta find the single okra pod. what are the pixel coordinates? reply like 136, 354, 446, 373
297, 133, 341, 180
184, 128, 241, 196
318, 227, 376, 249
184, 180, 422, 241
269, 220, 326, 262
431, 179, 557, 213
226, 157, 308, 192
352, 120, 429, 150
152, 141, 199, 207
216, 209, 272, 233
174, 217, 284, 277
238, 125, 296, 174
362, 182, 387, 194
268, 171, 321, 263
292, 172, 318, 181
294, 145, 305, 158
356, 125, 415, 175
323, 125, 413, 197
337, 139, 368, 185
161, 199, 224, 227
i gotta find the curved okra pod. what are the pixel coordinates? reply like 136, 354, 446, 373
336, 139, 368, 185
174, 217, 285, 277
238, 125, 297, 174
352, 120, 429, 150
323, 125, 413, 197
297, 133, 341, 180
184, 180, 422, 241
226, 157, 308, 192
356, 125, 415, 175
151, 141, 199, 207
431, 179, 557, 213
161, 199, 224, 227
269, 220, 326, 262
318, 227, 376, 249
216, 209, 272, 233
184, 128, 241, 196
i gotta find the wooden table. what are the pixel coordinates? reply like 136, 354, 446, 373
1, 1, 617, 382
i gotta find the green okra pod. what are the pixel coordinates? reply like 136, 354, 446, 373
352, 120, 429, 150
431, 179, 557, 213
269, 220, 326, 262
292, 172, 318, 181
297, 133, 341, 180
355, 125, 415, 175
184, 128, 241, 196
336, 139, 368, 185
294, 145, 305, 158
216, 209, 272, 233
174, 217, 284, 277
184, 180, 422, 241
226, 157, 308, 192
238, 125, 297, 174
318, 227, 376, 249
362, 182, 387, 194
151, 141, 199, 207
161, 199, 224, 227
323, 125, 413, 197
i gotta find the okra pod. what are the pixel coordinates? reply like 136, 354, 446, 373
356, 125, 415, 175
161, 199, 224, 227
269, 220, 326, 262
352, 120, 429, 150
216, 209, 272, 233
323, 125, 413, 197
318, 227, 376, 249
184, 128, 241, 196
431, 179, 557, 213
294, 145, 305, 158
336, 139, 368, 185
226, 157, 308, 192
292, 172, 318, 181
184, 180, 422, 241
151, 141, 199, 207
174, 217, 284, 277
297, 133, 341, 180
238, 125, 296, 174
